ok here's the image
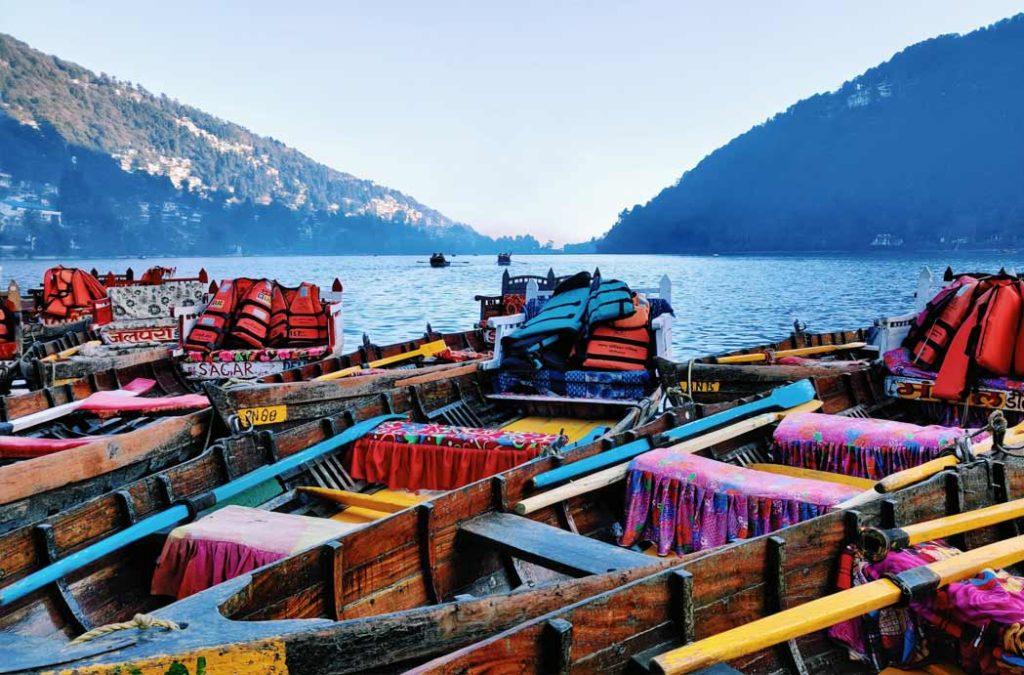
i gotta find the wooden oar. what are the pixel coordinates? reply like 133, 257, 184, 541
513, 399, 823, 516
314, 340, 449, 381
715, 341, 867, 364
38, 340, 102, 362
860, 496, 1024, 562
837, 421, 1024, 509
0, 378, 156, 434
652, 532, 1024, 674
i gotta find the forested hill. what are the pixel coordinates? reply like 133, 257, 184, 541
600, 15, 1024, 253
0, 34, 541, 255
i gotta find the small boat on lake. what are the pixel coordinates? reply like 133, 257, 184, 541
497, 252, 511, 266
429, 253, 451, 268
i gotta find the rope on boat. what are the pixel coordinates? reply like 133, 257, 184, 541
69, 613, 182, 644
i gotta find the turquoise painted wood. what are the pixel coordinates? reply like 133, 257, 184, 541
0, 413, 403, 607
530, 379, 816, 489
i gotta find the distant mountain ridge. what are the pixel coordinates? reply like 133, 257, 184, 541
599, 15, 1024, 253
0, 33, 541, 255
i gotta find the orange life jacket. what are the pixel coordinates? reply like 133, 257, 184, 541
274, 282, 328, 346
580, 296, 651, 371
974, 280, 1022, 376
41, 267, 108, 322
227, 279, 276, 349
906, 277, 979, 368
184, 279, 249, 353
933, 279, 1023, 400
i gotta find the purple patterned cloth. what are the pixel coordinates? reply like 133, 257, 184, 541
885, 348, 1024, 392
772, 412, 971, 480
620, 451, 860, 555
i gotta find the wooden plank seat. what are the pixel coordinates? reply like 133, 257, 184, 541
459, 512, 654, 576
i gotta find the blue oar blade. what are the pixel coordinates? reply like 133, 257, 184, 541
662, 379, 816, 443
530, 380, 816, 489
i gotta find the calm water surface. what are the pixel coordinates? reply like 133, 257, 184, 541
4, 253, 1021, 358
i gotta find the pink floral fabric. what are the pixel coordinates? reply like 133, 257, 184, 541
772, 412, 970, 480
364, 420, 565, 452
619, 451, 859, 555
185, 345, 329, 363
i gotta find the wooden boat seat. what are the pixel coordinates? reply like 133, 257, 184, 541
745, 463, 875, 489
459, 512, 654, 576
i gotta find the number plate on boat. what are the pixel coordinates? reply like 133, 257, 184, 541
678, 381, 720, 393
238, 405, 288, 426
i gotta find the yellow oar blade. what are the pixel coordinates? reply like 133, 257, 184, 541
314, 340, 449, 381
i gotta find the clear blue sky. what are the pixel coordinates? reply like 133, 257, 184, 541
2, 1, 1022, 243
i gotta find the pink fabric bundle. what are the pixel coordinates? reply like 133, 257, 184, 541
347, 421, 565, 491
151, 505, 354, 599
831, 541, 1024, 672
0, 435, 100, 459
80, 392, 209, 416
771, 412, 971, 480
619, 451, 859, 555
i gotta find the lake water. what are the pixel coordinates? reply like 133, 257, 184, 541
5, 253, 1021, 358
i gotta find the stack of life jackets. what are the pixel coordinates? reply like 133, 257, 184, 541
903, 274, 1024, 400
40, 267, 111, 324
185, 278, 329, 353
501, 272, 649, 372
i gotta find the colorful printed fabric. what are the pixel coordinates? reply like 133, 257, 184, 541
151, 505, 355, 599
348, 421, 566, 491
885, 348, 1024, 392
620, 451, 860, 555
108, 281, 206, 320
565, 369, 650, 401
830, 541, 1024, 673
494, 369, 650, 401
772, 412, 971, 480
185, 345, 329, 363
361, 420, 565, 452
495, 369, 567, 396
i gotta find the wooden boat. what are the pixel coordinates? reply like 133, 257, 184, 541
659, 325, 880, 408
208, 327, 492, 430
0, 355, 212, 533
497, 252, 511, 266
0, 359, 660, 669
6, 356, 1005, 674
430, 253, 451, 268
